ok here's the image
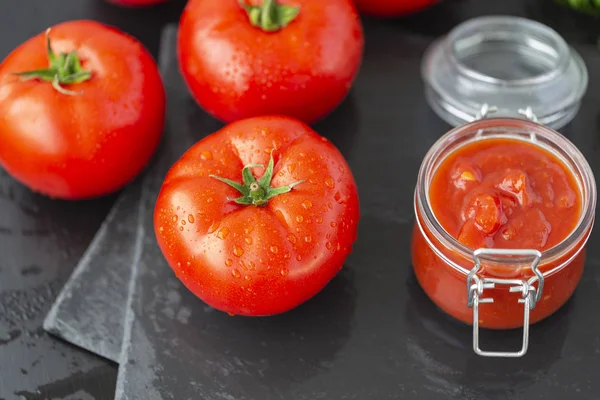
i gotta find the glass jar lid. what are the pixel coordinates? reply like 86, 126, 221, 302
422, 16, 588, 129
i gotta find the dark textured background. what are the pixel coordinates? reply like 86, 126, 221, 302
0, 0, 598, 399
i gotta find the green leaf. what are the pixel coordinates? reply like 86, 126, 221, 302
265, 180, 304, 200
258, 153, 275, 188
242, 164, 262, 186
52, 76, 82, 95
276, 5, 300, 28
45, 28, 58, 66
209, 175, 249, 196
13, 68, 56, 81
62, 71, 93, 84
232, 196, 253, 206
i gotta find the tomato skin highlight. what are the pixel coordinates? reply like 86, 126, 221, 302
0, 20, 165, 199
154, 116, 360, 316
177, 0, 364, 124
353, 0, 439, 16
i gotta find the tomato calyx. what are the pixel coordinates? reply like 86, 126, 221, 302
210, 152, 304, 206
13, 28, 92, 95
239, 0, 300, 32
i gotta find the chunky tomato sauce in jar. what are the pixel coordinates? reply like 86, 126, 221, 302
412, 118, 596, 355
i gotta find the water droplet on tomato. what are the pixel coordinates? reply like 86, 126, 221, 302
225, 259, 233, 267
200, 151, 212, 160
284, 252, 291, 259
287, 233, 297, 244
316, 217, 323, 224
158, 226, 164, 233
208, 220, 220, 234
325, 177, 335, 189
245, 237, 253, 245
304, 235, 312, 243
206, 197, 214, 203
282, 198, 289, 204
181, 220, 186, 225
301, 200, 312, 209
327, 203, 333, 210
179, 226, 184, 231
217, 227, 230, 240
287, 164, 296, 173
244, 275, 251, 281
172, 215, 178, 222
232, 269, 241, 278
280, 268, 289, 277
270, 245, 279, 254
188, 215, 195, 224
331, 222, 337, 228
337, 243, 341, 251
326, 241, 333, 250
336, 193, 349, 204
233, 246, 244, 257
296, 215, 304, 223
244, 226, 254, 234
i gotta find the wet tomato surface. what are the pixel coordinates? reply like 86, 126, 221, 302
154, 116, 359, 316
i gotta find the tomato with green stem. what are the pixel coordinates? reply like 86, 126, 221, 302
0, 20, 165, 199
154, 116, 360, 316
177, 0, 364, 123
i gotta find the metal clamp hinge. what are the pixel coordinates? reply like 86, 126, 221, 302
467, 248, 543, 358
475, 103, 539, 123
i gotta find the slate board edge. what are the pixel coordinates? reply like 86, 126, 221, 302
114, 24, 178, 400
42, 185, 139, 363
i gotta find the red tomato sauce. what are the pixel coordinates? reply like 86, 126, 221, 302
412, 136, 588, 329
429, 138, 581, 252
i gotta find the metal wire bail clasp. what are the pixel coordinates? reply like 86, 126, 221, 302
466, 248, 543, 358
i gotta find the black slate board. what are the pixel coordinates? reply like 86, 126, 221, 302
43, 178, 143, 364
114, 15, 600, 400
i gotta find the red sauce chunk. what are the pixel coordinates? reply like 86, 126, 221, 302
430, 138, 581, 251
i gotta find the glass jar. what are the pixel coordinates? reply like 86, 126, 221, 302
415, 14, 594, 357
412, 118, 596, 358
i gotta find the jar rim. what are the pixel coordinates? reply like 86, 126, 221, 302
446, 16, 571, 88
415, 118, 597, 277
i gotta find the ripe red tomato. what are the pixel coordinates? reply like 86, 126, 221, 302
177, 0, 364, 124
354, 0, 438, 16
0, 21, 165, 199
107, 0, 167, 6
154, 116, 360, 316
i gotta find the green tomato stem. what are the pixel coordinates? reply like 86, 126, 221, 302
13, 28, 92, 95
210, 151, 304, 207
239, 0, 300, 32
